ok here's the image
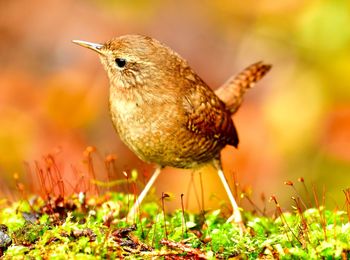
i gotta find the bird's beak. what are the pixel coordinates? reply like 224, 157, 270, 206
72, 40, 104, 55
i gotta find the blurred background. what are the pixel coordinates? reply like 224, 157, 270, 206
0, 0, 349, 213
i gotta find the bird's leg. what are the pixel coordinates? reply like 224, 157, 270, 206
213, 159, 243, 224
127, 166, 162, 221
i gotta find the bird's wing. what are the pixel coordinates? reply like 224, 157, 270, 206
181, 82, 239, 148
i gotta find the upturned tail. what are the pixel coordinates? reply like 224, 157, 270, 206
215, 61, 272, 114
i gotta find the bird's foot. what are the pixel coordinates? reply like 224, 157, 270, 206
226, 213, 246, 234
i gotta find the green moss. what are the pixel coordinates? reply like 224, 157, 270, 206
0, 192, 349, 259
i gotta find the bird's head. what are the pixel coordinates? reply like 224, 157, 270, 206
73, 35, 187, 91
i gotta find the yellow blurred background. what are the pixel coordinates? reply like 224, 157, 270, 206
0, 0, 349, 212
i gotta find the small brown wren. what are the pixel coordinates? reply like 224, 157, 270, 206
73, 35, 271, 224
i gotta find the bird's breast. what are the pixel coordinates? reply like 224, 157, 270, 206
108, 90, 225, 168
109, 94, 180, 161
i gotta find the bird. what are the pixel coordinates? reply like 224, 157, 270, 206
73, 35, 271, 224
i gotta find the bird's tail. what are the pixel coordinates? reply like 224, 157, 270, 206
215, 61, 272, 114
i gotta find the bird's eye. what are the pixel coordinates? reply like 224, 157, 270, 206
115, 58, 126, 68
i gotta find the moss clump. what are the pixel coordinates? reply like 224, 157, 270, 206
0, 192, 349, 259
